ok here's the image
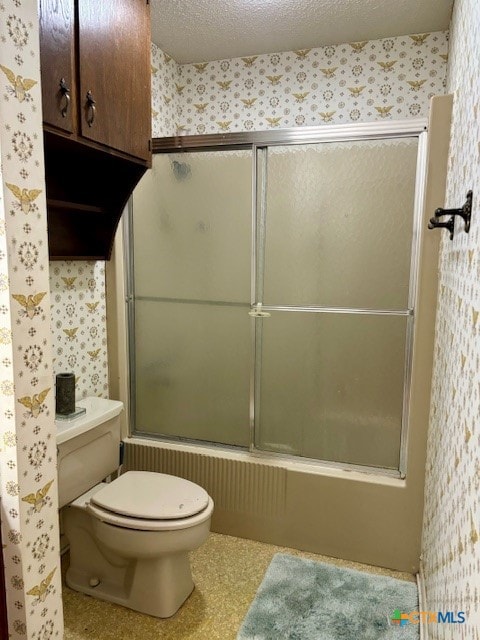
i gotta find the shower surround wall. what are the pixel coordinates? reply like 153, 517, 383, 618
151, 31, 448, 136
421, 0, 480, 636
112, 30, 455, 575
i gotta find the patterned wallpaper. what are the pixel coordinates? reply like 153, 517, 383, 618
151, 44, 180, 138
0, 3, 458, 638
0, 1, 63, 638
50, 262, 108, 400
421, 0, 480, 636
151, 30, 448, 137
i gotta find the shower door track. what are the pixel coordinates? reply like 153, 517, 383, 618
152, 119, 427, 152
126, 119, 429, 479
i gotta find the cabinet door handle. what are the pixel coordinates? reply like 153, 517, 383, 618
86, 91, 96, 127
59, 78, 70, 118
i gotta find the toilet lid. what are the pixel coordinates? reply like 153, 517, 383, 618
90, 471, 210, 519
87, 496, 214, 531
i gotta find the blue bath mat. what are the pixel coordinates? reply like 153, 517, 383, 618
237, 553, 419, 640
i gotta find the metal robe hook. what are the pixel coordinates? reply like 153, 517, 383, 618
427, 216, 455, 240
428, 190, 473, 240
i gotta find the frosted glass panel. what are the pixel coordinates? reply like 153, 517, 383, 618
255, 311, 408, 468
130, 133, 421, 472
135, 300, 250, 446
262, 139, 418, 309
132, 150, 252, 303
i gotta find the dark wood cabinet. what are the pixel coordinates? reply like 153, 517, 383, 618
39, 0, 152, 259
39, 0, 75, 135
77, 2, 151, 161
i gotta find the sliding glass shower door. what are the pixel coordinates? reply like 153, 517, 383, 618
131, 150, 252, 446
254, 139, 418, 469
129, 129, 422, 472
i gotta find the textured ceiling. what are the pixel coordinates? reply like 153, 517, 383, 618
150, 0, 453, 64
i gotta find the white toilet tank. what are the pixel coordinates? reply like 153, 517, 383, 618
56, 397, 123, 509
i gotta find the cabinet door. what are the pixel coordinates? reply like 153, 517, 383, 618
39, 0, 75, 134
78, 0, 152, 162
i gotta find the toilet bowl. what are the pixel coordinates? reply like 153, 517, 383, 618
57, 398, 214, 618
63, 471, 214, 617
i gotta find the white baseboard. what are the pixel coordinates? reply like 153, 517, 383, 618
416, 560, 428, 640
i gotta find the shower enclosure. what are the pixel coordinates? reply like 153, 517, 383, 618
127, 121, 427, 477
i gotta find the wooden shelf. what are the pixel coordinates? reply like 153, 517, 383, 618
44, 132, 147, 260
47, 199, 106, 214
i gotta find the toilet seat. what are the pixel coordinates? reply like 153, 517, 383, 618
86, 470, 214, 531
86, 496, 214, 531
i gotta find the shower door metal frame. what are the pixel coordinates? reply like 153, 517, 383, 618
126, 119, 429, 478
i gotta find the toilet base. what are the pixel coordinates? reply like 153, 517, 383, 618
63, 495, 204, 618
66, 553, 195, 618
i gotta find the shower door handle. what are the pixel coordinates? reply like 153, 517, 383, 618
248, 304, 271, 318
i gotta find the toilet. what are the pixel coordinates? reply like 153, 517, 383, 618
56, 397, 214, 618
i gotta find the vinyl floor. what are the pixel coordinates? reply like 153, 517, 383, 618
62, 531, 415, 640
